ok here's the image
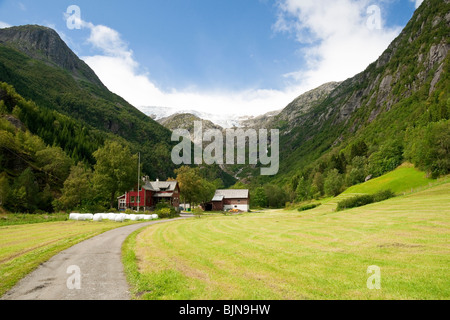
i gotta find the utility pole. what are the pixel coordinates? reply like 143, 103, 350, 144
137, 152, 140, 213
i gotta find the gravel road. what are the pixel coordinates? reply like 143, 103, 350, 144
1, 218, 188, 300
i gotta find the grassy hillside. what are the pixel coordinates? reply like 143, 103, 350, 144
342, 163, 435, 195
123, 181, 450, 300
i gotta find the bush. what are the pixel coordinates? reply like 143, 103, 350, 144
324, 169, 344, 196
336, 189, 395, 211
373, 189, 395, 202
155, 207, 178, 219
298, 203, 321, 212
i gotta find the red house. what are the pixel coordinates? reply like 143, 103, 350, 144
118, 179, 180, 211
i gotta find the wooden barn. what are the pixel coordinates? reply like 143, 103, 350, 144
118, 179, 180, 211
210, 189, 250, 212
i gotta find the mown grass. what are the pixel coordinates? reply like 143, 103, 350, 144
0, 219, 138, 297
0, 213, 69, 226
343, 163, 436, 195
124, 182, 450, 300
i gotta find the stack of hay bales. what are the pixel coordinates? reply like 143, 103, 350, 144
69, 212, 161, 222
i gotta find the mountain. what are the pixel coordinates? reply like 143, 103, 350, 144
267, 0, 449, 183
143, 105, 255, 128
0, 25, 104, 88
240, 82, 341, 131
0, 25, 176, 179
158, 113, 223, 132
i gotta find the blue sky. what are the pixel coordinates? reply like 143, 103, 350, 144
0, 0, 421, 117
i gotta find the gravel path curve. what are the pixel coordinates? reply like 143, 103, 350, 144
1, 218, 188, 300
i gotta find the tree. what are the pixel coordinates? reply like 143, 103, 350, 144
311, 171, 324, 199
405, 121, 450, 178
57, 163, 93, 210
350, 140, 368, 159
330, 152, 347, 174
198, 179, 216, 205
36, 146, 73, 186
251, 187, 267, 208
324, 169, 343, 197
263, 184, 287, 208
10, 168, 39, 213
174, 166, 213, 207
0, 172, 9, 207
92, 141, 138, 209
295, 176, 311, 202
368, 140, 403, 177
347, 156, 367, 185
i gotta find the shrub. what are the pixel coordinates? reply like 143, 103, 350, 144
155, 207, 178, 219
298, 203, 321, 212
373, 189, 395, 202
324, 169, 344, 196
336, 189, 395, 211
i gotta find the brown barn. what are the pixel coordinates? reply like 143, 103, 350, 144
211, 189, 249, 212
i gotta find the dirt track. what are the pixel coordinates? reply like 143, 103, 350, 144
1, 218, 186, 300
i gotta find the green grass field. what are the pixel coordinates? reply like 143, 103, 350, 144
0, 219, 138, 296
342, 163, 435, 195
124, 181, 450, 300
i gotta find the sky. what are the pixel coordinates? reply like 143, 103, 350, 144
0, 0, 422, 118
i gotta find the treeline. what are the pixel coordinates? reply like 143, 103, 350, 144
0, 113, 138, 213
0, 82, 234, 213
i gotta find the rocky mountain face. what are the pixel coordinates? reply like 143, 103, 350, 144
240, 82, 341, 132
269, 0, 450, 178
158, 113, 223, 132
0, 25, 104, 87
0, 25, 176, 178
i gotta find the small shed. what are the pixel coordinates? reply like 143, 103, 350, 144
211, 189, 249, 212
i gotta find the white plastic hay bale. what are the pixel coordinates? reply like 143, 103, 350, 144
115, 215, 125, 222
142, 215, 152, 220
151, 214, 158, 220
108, 213, 117, 221
101, 213, 110, 220
85, 214, 94, 220
69, 213, 80, 220
93, 214, 103, 222
135, 214, 144, 221
76, 214, 86, 221
127, 214, 136, 221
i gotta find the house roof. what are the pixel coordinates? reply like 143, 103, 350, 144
212, 195, 224, 202
143, 180, 178, 192
212, 189, 249, 200
154, 192, 174, 198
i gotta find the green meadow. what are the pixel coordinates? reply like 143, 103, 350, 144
0, 220, 137, 296
342, 163, 436, 195
1, 166, 449, 300
124, 181, 450, 300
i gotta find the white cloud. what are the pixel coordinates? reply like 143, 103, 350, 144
72, 18, 297, 117
410, 0, 424, 9
273, 0, 402, 91
64, 1, 403, 119
0, 21, 11, 29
